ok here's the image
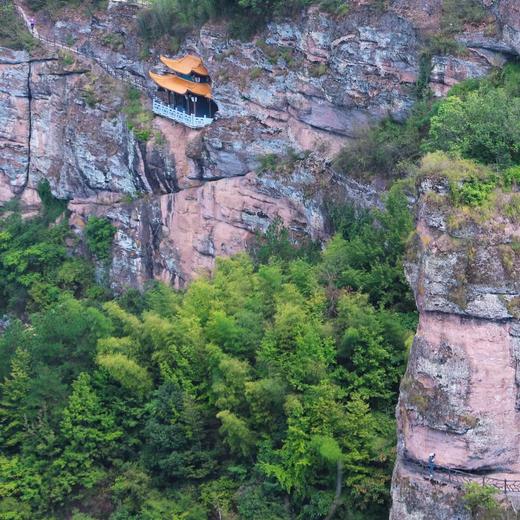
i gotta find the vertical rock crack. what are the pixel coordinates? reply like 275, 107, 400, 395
24, 58, 33, 192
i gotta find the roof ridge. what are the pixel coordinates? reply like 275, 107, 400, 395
160, 55, 209, 77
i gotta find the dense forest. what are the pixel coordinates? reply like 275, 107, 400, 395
0, 180, 415, 519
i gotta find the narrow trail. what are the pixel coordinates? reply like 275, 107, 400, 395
14, 2, 148, 92
406, 459, 520, 494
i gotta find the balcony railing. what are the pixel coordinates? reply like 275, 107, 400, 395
152, 99, 214, 129
109, 0, 151, 6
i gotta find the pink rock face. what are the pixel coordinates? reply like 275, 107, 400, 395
494, 0, 520, 53
429, 55, 497, 98
390, 0, 442, 31
158, 173, 314, 285
69, 171, 324, 290
391, 180, 520, 518
402, 313, 520, 470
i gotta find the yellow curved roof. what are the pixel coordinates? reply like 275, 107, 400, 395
149, 72, 212, 99
160, 55, 209, 76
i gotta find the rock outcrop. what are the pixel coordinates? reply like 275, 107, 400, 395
486, 0, 520, 54
1, 0, 518, 291
391, 175, 520, 519
69, 159, 330, 289
0, 49, 32, 203
0, 47, 176, 202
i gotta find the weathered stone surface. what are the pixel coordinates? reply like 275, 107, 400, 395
406, 181, 520, 320
391, 462, 471, 520
0, 48, 178, 202
485, 0, 520, 54
429, 54, 496, 97
389, 0, 442, 31
0, 49, 30, 200
69, 167, 326, 290
400, 313, 520, 469
32, 0, 514, 158
392, 177, 520, 518
1, 2, 430, 287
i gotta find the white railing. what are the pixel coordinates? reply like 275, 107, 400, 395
109, 0, 151, 6
152, 99, 213, 129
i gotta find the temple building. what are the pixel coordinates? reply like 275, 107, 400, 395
149, 55, 218, 129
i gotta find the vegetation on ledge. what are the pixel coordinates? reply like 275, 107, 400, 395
0, 2, 38, 51
138, 0, 387, 42
334, 62, 520, 181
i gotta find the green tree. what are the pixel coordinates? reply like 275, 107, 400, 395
142, 382, 216, 481
96, 353, 153, 397
0, 206, 98, 315
463, 482, 501, 519
50, 373, 122, 503
0, 348, 31, 452
335, 293, 408, 407
216, 410, 256, 458
0, 455, 43, 517
84, 216, 116, 261
321, 184, 414, 311
29, 296, 113, 384
426, 88, 520, 167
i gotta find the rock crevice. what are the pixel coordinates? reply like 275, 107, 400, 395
23, 57, 32, 194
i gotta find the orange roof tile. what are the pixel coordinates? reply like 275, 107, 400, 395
149, 72, 212, 99
160, 55, 209, 76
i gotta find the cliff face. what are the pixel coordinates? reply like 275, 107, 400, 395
486, 0, 520, 54
391, 176, 520, 519
1, 48, 177, 202
2, 0, 512, 289
389, 6, 520, 517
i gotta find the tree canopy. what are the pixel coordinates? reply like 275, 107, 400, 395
0, 184, 415, 519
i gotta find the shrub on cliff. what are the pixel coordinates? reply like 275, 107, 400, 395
26, 0, 105, 13
333, 100, 433, 180
138, 0, 347, 42
419, 152, 520, 209
441, 0, 490, 35
84, 216, 116, 262
425, 87, 520, 168
124, 87, 153, 142
462, 482, 501, 519
424, 64, 520, 169
37, 180, 68, 223
0, 3, 37, 51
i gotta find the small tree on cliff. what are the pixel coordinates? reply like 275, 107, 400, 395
84, 216, 116, 262
463, 482, 501, 520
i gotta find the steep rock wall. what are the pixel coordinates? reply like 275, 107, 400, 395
485, 0, 520, 54
1, 1, 517, 290
0, 48, 176, 201
391, 178, 520, 519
